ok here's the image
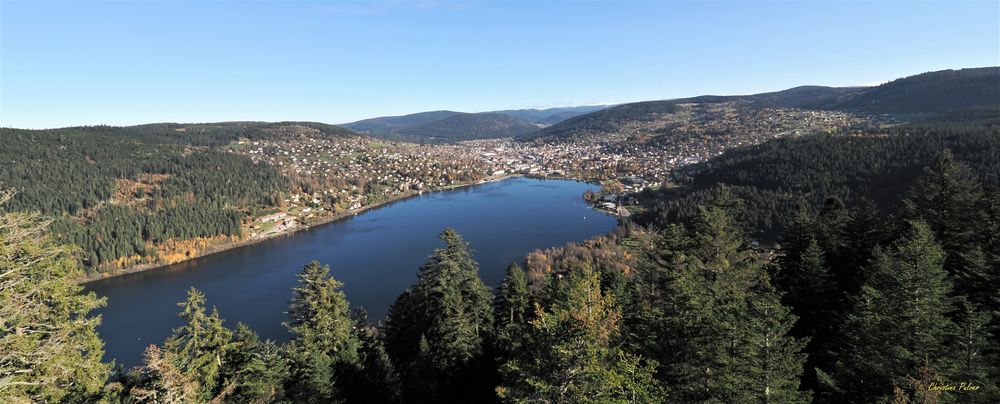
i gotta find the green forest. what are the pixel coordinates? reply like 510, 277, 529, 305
2, 138, 998, 402
0, 123, 352, 273
640, 106, 1000, 239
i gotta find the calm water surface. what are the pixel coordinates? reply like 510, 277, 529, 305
86, 178, 617, 367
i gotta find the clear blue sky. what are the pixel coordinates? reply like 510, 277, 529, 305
1, 0, 998, 129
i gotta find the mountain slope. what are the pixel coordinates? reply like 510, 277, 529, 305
637, 106, 1000, 238
524, 67, 999, 141
828, 67, 1000, 114
341, 110, 461, 133
341, 106, 606, 143
524, 86, 864, 140
398, 112, 540, 142
491, 105, 608, 124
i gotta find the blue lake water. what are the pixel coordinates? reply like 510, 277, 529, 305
86, 178, 618, 367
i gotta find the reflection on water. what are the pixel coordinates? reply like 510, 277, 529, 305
85, 178, 617, 367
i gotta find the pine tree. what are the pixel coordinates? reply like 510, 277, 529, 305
126, 345, 199, 403
948, 302, 998, 403
658, 203, 808, 402
355, 324, 403, 404
497, 267, 664, 403
383, 228, 495, 401
220, 323, 288, 403
286, 261, 359, 363
0, 190, 110, 402
494, 262, 532, 360
776, 201, 816, 282
163, 287, 233, 401
898, 150, 987, 299
828, 221, 955, 401
815, 196, 851, 261
745, 287, 812, 404
843, 198, 884, 294
779, 238, 835, 395
284, 260, 360, 403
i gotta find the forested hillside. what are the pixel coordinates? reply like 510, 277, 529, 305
489, 105, 607, 124
343, 106, 605, 139
524, 67, 999, 141
398, 112, 539, 142
344, 111, 540, 143
0, 122, 355, 273
829, 67, 1000, 114
341, 111, 461, 133
637, 106, 1000, 239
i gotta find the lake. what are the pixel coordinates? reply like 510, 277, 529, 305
86, 177, 618, 367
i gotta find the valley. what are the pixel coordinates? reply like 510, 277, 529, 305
2, 68, 997, 279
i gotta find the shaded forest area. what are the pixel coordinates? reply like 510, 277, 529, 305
640, 106, 1000, 239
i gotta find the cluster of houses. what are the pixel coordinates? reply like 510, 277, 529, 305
231, 105, 873, 230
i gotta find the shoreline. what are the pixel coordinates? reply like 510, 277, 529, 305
80, 174, 537, 284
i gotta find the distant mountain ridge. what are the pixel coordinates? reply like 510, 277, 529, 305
398, 112, 540, 142
490, 105, 608, 124
341, 105, 607, 143
524, 67, 1000, 141
341, 111, 460, 134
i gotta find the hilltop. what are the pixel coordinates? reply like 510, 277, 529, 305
341, 105, 605, 143
827, 66, 1000, 114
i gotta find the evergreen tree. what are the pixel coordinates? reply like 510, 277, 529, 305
776, 201, 816, 282
283, 260, 360, 403
779, 238, 835, 395
354, 326, 403, 404
783, 239, 835, 332
843, 198, 884, 294
657, 202, 809, 402
0, 191, 110, 402
126, 345, 199, 403
815, 196, 852, 263
494, 262, 532, 360
220, 323, 288, 403
163, 288, 233, 401
497, 267, 664, 403
828, 221, 955, 401
948, 302, 998, 403
383, 228, 495, 402
898, 150, 987, 299
745, 286, 812, 404
339, 308, 402, 404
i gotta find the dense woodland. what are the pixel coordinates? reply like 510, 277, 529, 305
641, 106, 1000, 239
3, 136, 998, 402
0, 123, 352, 272
346, 112, 540, 144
